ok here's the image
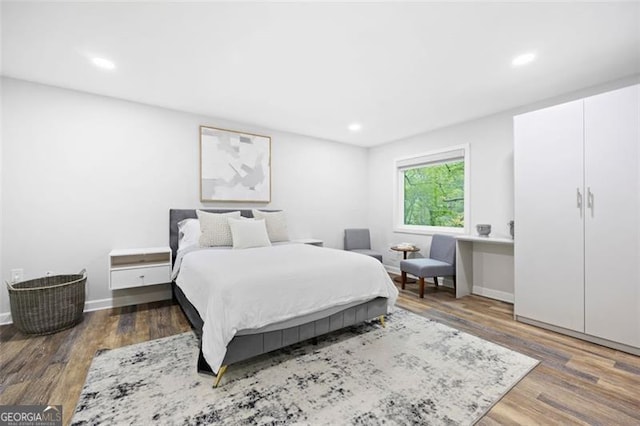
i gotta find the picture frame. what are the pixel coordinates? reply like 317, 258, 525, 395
199, 126, 271, 202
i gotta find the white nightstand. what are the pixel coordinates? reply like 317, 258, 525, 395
293, 239, 324, 247
109, 247, 172, 290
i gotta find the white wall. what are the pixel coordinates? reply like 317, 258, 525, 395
368, 74, 640, 299
368, 112, 514, 272
3, 74, 639, 321
0, 78, 369, 321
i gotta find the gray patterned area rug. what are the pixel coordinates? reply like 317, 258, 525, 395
72, 309, 538, 425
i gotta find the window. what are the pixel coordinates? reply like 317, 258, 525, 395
395, 145, 469, 234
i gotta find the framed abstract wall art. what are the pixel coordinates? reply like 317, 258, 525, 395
200, 126, 271, 202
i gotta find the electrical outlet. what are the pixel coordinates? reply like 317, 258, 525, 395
11, 269, 24, 283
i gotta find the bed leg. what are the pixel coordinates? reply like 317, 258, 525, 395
213, 365, 228, 388
379, 315, 386, 328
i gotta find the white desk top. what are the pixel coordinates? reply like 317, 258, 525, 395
455, 235, 514, 245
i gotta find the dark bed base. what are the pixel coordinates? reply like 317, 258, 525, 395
169, 209, 388, 385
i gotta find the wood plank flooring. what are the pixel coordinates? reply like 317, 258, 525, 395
1, 280, 639, 425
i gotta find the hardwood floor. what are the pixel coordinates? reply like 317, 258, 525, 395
1, 280, 639, 425
0, 301, 192, 425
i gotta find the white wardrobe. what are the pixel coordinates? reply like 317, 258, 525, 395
514, 84, 640, 354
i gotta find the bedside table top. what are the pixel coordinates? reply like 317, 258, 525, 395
293, 239, 324, 245
109, 246, 171, 256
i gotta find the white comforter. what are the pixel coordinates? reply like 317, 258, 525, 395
175, 244, 398, 373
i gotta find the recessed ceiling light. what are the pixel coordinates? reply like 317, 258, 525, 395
512, 52, 536, 67
348, 123, 362, 132
91, 57, 116, 70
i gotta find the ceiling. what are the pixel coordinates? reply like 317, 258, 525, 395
2, 2, 639, 147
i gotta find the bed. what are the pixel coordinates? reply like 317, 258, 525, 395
169, 209, 398, 387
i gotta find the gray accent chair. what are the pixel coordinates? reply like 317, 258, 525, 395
400, 234, 456, 298
344, 229, 383, 263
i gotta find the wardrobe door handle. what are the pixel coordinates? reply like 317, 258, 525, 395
577, 188, 583, 209
587, 187, 594, 214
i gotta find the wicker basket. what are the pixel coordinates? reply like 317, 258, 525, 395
6, 269, 87, 335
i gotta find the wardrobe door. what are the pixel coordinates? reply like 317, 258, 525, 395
514, 100, 585, 332
584, 85, 640, 347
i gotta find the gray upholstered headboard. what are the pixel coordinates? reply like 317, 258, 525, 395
169, 209, 277, 266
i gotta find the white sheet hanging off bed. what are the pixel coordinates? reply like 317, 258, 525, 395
174, 243, 398, 372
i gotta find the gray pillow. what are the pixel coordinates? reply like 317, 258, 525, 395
197, 210, 241, 247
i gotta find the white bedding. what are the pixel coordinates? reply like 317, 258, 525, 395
174, 244, 398, 373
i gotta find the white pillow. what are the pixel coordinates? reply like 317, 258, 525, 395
229, 218, 272, 249
178, 218, 201, 250
252, 209, 289, 242
197, 210, 241, 247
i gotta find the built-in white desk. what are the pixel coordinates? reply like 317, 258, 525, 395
455, 235, 514, 301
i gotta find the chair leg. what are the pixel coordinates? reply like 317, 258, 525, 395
401, 271, 407, 289
452, 275, 457, 292
433, 276, 439, 288
419, 277, 425, 298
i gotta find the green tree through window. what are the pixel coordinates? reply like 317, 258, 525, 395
403, 160, 465, 227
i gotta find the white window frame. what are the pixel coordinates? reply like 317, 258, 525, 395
394, 144, 470, 235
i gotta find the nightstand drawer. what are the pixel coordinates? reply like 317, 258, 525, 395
110, 265, 171, 290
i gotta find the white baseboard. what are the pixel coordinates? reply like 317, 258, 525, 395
0, 312, 12, 325
84, 286, 173, 312
384, 264, 400, 275
0, 285, 173, 326
472, 286, 514, 303
387, 263, 513, 303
